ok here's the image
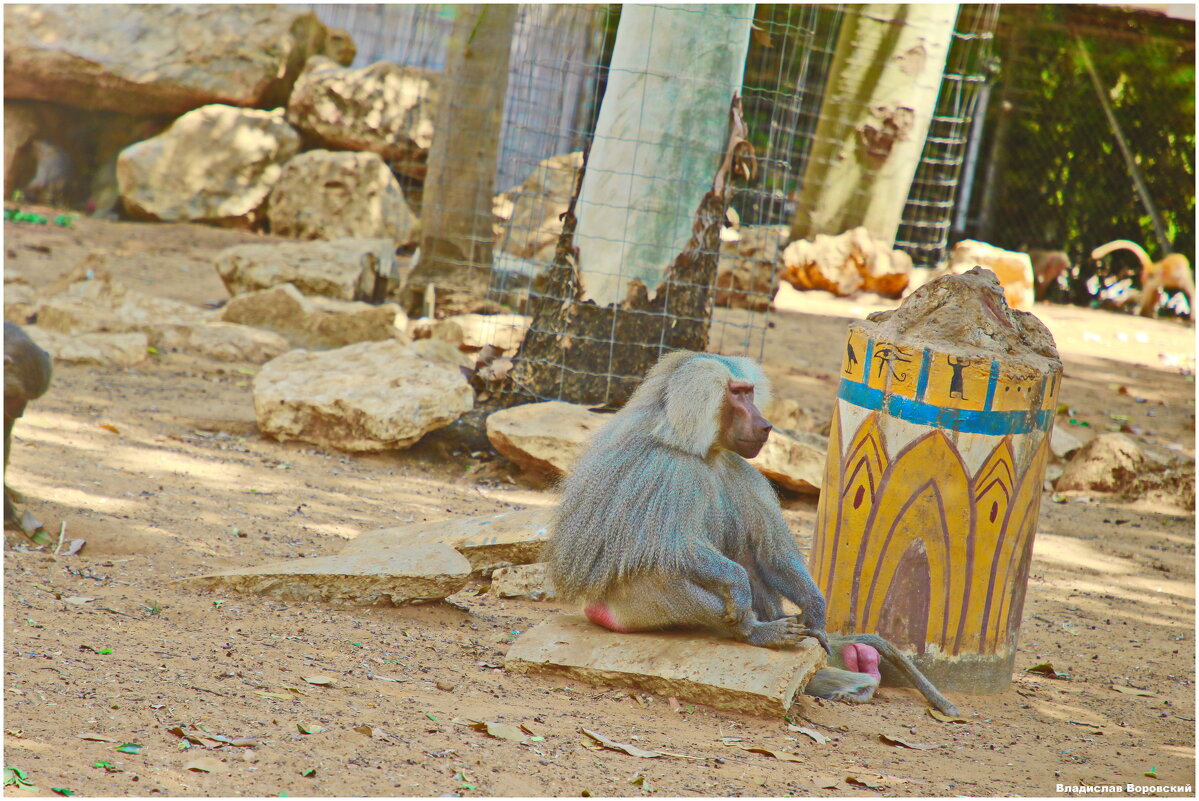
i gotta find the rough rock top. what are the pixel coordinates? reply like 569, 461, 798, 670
864, 267, 1060, 372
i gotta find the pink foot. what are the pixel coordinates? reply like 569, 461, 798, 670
584, 603, 631, 633
841, 643, 882, 682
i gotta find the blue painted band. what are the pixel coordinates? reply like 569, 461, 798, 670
837, 378, 1054, 435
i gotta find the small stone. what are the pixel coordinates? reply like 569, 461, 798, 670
177, 542, 470, 605
504, 615, 827, 717
1050, 425, 1085, 461
491, 563, 555, 600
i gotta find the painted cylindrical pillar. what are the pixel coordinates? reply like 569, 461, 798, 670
810, 268, 1062, 693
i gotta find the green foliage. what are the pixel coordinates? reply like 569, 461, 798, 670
981, 6, 1194, 297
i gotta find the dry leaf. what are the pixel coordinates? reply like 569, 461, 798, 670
167, 726, 209, 746
786, 725, 829, 744
927, 708, 969, 723
813, 775, 842, 789
879, 733, 940, 750
580, 728, 661, 758
75, 733, 116, 742
744, 747, 804, 763
63, 539, 86, 557
62, 597, 95, 605
1026, 662, 1069, 679
207, 734, 258, 747
353, 725, 373, 737
846, 775, 885, 790
297, 724, 326, 735
253, 691, 293, 701
184, 757, 223, 773
473, 722, 525, 742
98, 424, 120, 434
303, 675, 335, 686
1111, 685, 1156, 698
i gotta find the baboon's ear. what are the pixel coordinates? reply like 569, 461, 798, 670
660, 357, 728, 457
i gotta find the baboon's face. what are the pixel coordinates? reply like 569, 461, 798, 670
719, 380, 772, 458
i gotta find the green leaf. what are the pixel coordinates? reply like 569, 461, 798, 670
425, 713, 439, 722
5, 766, 37, 789
300, 768, 316, 777
115, 743, 142, 754
52, 788, 76, 795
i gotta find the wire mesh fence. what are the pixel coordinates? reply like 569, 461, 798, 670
298, 3, 1191, 406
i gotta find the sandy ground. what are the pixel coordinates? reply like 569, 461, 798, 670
2, 211, 1195, 798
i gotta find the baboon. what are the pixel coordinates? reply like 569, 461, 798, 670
1028, 249, 1071, 299
548, 350, 958, 715
4, 322, 52, 528
1091, 240, 1194, 320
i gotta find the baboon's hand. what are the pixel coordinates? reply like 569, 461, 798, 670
803, 626, 831, 655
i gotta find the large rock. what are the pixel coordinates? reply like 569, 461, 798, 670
213, 238, 397, 301
749, 429, 827, 495
267, 150, 418, 248
253, 340, 473, 452
37, 279, 213, 335
286, 56, 437, 181
25, 327, 147, 366
178, 542, 471, 605
782, 226, 912, 298
221, 283, 407, 350
1056, 433, 1147, 493
716, 225, 786, 311
345, 507, 553, 575
117, 105, 300, 226
4, 5, 344, 115
947, 240, 1035, 312
485, 401, 605, 484
151, 322, 290, 363
495, 152, 583, 263
505, 615, 827, 717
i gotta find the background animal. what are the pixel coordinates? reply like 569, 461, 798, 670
4, 322, 53, 529
1091, 239, 1194, 319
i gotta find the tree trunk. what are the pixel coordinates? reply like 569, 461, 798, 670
574, 4, 753, 307
405, 4, 517, 316
790, 4, 957, 247
509, 98, 755, 408
507, 5, 755, 407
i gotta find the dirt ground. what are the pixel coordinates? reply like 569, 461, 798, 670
3, 211, 1195, 798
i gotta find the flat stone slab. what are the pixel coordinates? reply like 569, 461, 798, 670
504, 615, 827, 717
344, 507, 553, 574
178, 542, 470, 605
